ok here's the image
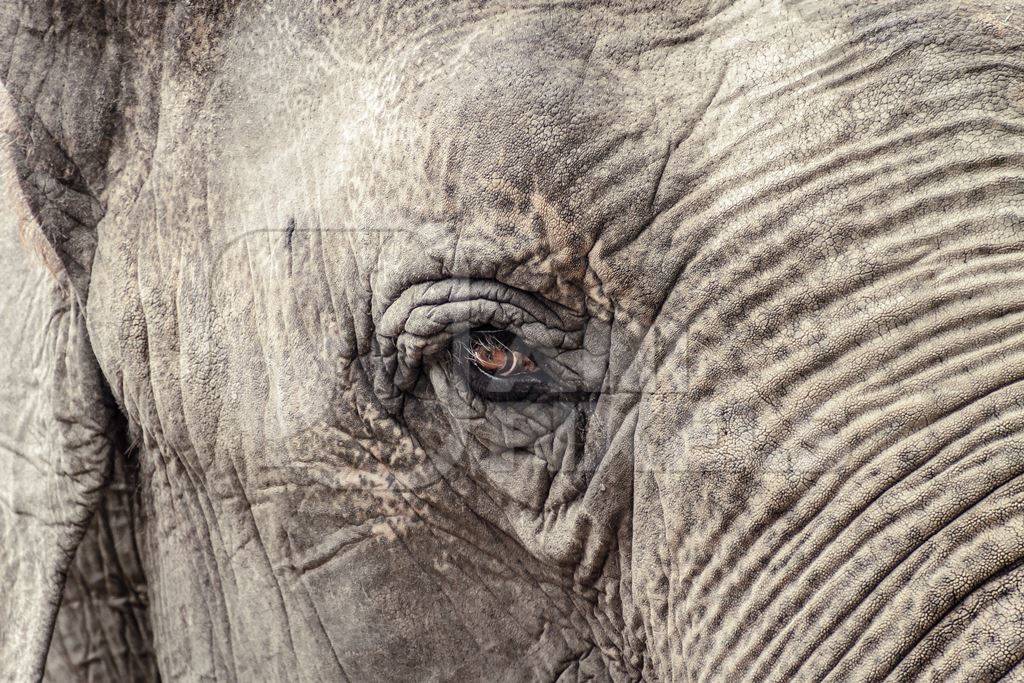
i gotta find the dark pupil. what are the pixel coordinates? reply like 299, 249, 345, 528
466, 330, 537, 378
473, 341, 509, 372
457, 329, 559, 402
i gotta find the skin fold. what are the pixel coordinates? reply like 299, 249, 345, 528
2, 0, 1024, 680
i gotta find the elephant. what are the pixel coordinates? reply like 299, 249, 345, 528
3, 0, 1024, 679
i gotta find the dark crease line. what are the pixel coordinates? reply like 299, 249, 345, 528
813, 473, 1024, 682
741, 375, 1024, 678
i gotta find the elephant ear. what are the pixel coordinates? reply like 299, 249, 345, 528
1, 0, 127, 300
0, 0, 146, 678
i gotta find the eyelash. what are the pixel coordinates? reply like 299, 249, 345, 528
453, 329, 551, 402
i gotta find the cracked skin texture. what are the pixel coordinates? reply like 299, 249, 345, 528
3, 0, 1024, 680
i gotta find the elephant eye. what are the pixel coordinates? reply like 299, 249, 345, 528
469, 333, 538, 376
454, 329, 550, 402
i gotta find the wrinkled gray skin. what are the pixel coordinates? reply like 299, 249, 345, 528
2, 0, 1024, 680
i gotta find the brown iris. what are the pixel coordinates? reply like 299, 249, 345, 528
470, 336, 538, 377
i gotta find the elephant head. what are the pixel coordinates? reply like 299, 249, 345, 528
3, 0, 1024, 679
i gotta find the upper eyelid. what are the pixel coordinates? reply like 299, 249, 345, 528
377, 278, 584, 341
373, 279, 589, 400
402, 302, 549, 345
